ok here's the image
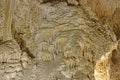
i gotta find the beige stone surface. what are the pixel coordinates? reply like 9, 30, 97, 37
0, 0, 119, 80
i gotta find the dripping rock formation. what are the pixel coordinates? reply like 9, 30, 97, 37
0, 0, 119, 80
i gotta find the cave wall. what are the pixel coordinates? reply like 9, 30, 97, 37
0, 0, 119, 80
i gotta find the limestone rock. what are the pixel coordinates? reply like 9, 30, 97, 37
67, 0, 79, 5
86, 0, 120, 39
0, 0, 119, 80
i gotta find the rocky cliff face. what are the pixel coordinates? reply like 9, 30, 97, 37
0, 0, 119, 80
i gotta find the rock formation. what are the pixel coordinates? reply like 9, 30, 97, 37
0, 0, 119, 80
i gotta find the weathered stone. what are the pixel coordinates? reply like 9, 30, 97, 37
0, 0, 119, 80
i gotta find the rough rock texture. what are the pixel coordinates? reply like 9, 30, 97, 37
86, 0, 120, 39
0, 0, 119, 80
110, 41, 120, 80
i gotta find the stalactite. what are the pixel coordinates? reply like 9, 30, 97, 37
2, 0, 15, 41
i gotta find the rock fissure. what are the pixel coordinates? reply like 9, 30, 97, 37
11, 21, 35, 59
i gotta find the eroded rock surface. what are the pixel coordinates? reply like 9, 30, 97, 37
0, 0, 119, 80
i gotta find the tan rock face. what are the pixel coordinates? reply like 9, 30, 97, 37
86, 0, 120, 39
0, 0, 119, 80
110, 41, 120, 80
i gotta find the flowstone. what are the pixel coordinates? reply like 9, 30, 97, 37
0, 0, 119, 80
